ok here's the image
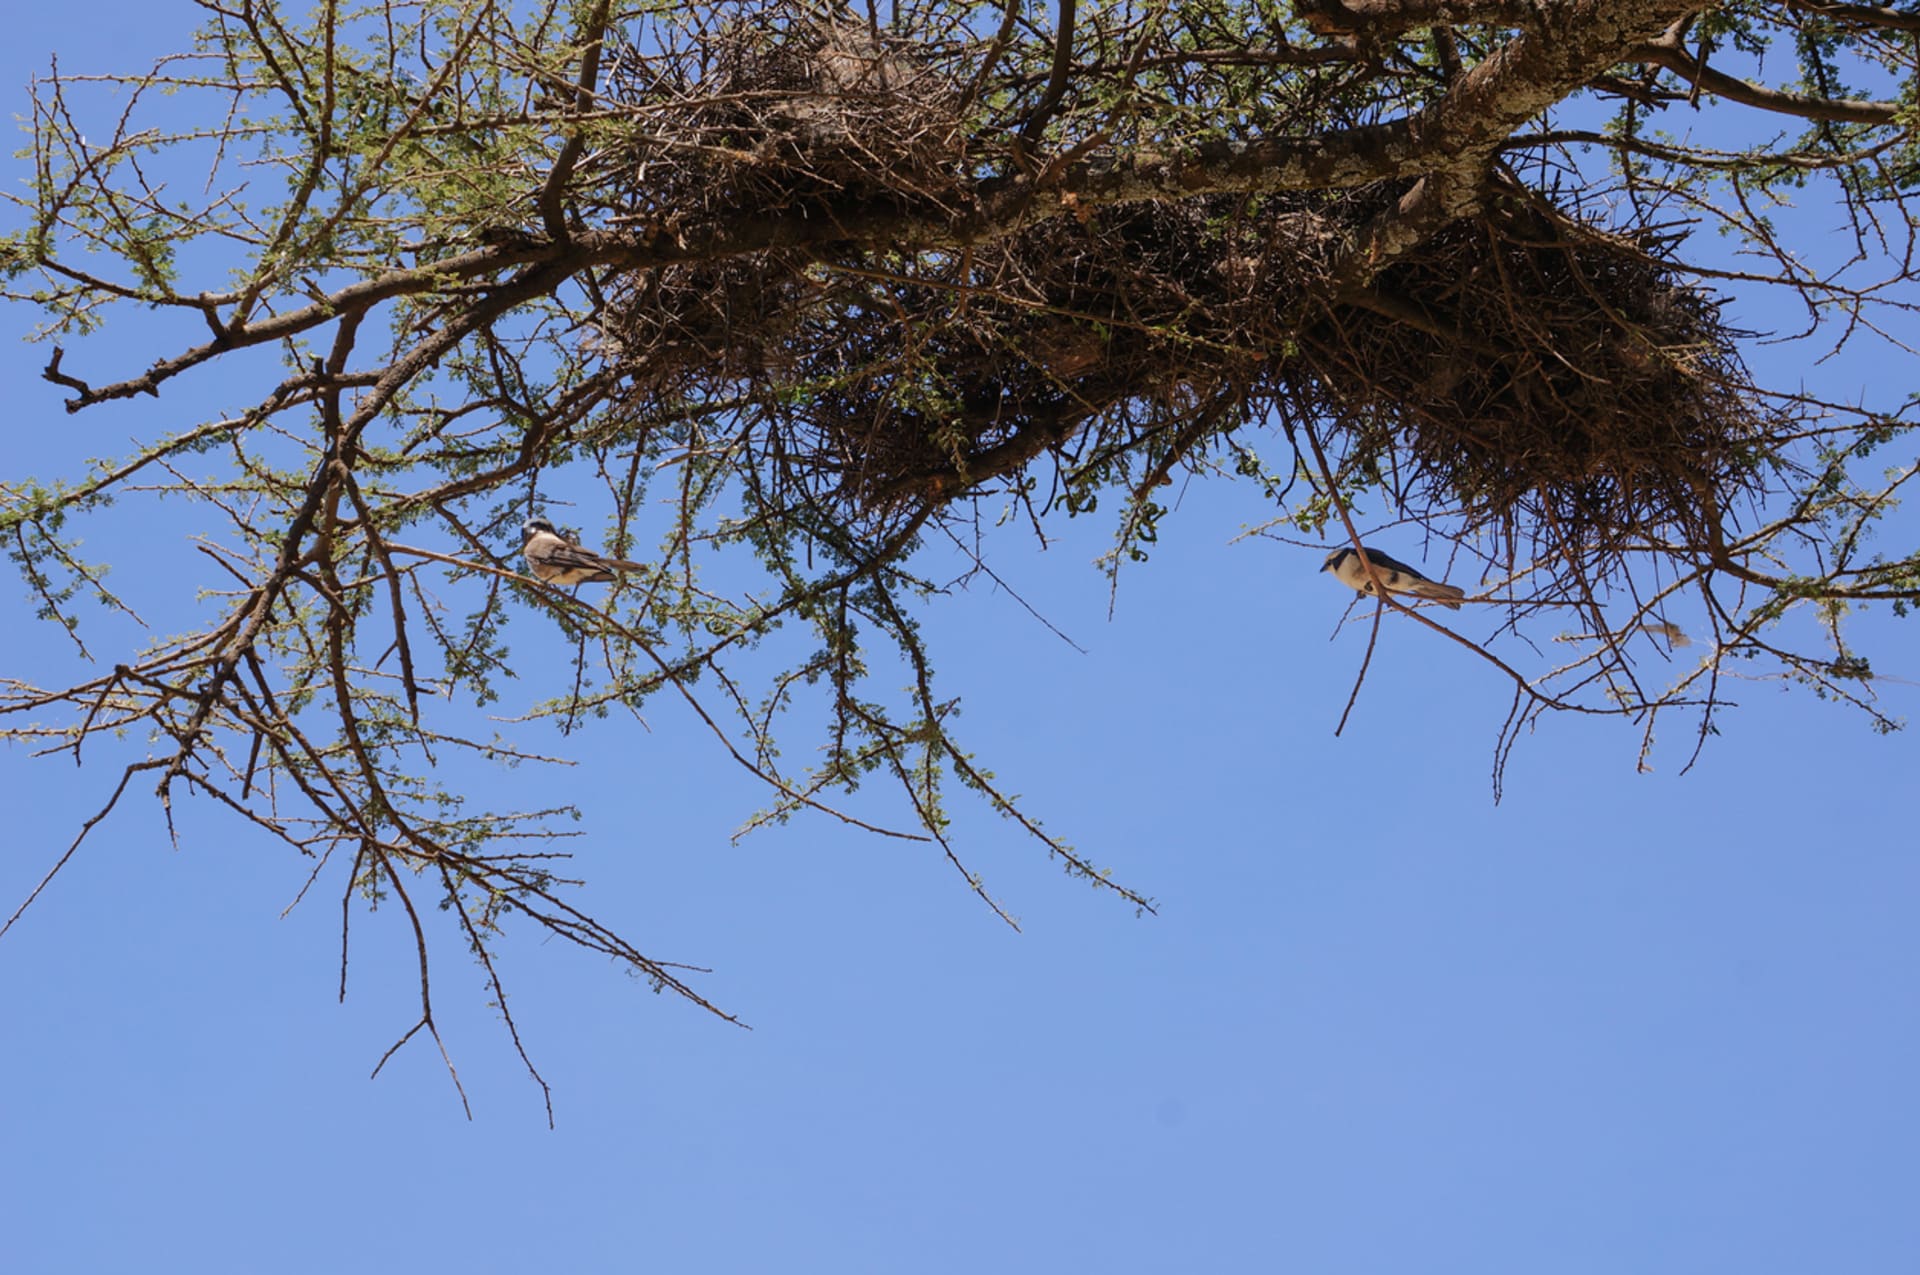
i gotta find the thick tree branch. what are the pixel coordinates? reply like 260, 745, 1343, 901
1638, 37, 1904, 126
538, 0, 616, 243
1787, 0, 1920, 35
1326, 0, 1708, 286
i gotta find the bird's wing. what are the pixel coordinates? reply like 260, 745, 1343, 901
1358, 547, 1428, 582
563, 545, 650, 573
535, 540, 619, 571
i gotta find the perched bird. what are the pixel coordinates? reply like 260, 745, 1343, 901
521, 516, 646, 585
1321, 545, 1466, 610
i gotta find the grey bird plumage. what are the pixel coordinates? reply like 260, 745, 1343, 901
521, 516, 646, 585
1321, 545, 1466, 610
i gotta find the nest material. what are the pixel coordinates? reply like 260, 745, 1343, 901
754, 199, 1297, 504
590, 19, 1778, 567
597, 13, 972, 405
1291, 191, 1767, 552
619, 13, 969, 221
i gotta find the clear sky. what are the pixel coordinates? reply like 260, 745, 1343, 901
4, 9, 1917, 1274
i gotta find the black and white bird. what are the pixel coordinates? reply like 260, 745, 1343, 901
1321, 545, 1467, 610
521, 516, 646, 585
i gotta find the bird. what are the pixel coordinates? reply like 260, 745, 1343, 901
520, 516, 647, 585
1321, 545, 1467, 610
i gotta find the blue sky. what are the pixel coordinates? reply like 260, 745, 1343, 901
4, 9, 1918, 1274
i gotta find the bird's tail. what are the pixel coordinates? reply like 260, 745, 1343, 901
1412, 580, 1467, 610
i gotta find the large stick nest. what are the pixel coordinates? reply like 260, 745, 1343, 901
587, 17, 1779, 572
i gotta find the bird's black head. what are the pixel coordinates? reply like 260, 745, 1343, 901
1321, 547, 1353, 573
522, 515, 558, 540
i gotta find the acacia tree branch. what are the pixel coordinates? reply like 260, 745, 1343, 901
33, 0, 1737, 429
42, 240, 553, 410
1327, 0, 1709, 288
1637, 37, 1904, 126
1785, 0, 1920, 35
538, 0, 615, 243
1018, 0, 1078, 149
